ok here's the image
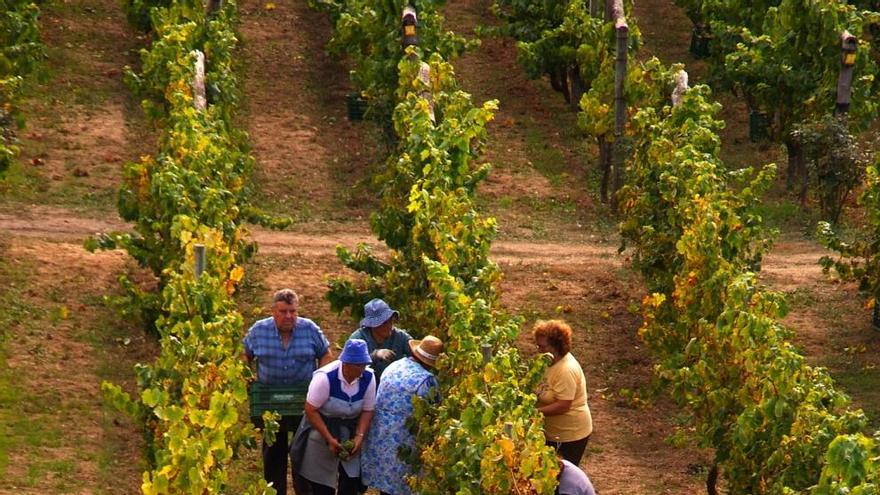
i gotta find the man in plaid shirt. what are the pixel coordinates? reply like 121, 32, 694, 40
244, 289, 333, 495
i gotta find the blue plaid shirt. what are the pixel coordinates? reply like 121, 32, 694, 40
243, 316, 330, 385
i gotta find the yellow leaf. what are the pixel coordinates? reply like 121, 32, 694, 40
498, 437, 515, 466
59, 305, 69, 320
229, 266, 245, 283
264, 2, 276, 9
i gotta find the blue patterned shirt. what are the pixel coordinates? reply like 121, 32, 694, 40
362, 357, 438, 495
243, 316, 330, 385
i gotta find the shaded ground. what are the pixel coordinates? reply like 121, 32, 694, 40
0, 0, 152, 217
444, 0, 609, 243
0, 0, 153, 492
239, 0, 382, 225
0, 234, 155, 494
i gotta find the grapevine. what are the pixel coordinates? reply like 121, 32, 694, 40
311, 0, 562, 490
0, 0, 44, 175
494, 1, 880, 491
93, 1, 276, 493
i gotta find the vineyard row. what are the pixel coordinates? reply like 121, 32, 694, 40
492, 0, 880, 492
0, 0, 44, 174
311, 0, 565, 492
90, 0, 279, 493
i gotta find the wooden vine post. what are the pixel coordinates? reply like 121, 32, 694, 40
835, 30, 857, 119
192, 50, 207, 111
206, 0, 223, 15
672, 70, 688, 107
481, 343, 493, 366
194, 244, 206, 279
598, 0, 622, 203
610, 0, 628, 212
418, 61, 436, 124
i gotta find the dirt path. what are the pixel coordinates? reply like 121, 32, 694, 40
444, 0, 605, 243
0, 0, 153, 491
238, 0, 380, 224
0, 0, 152, 215
0, 205, 618, 260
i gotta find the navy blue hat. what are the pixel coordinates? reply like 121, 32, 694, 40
359, 298, 399, 328
340, 339, 372, 365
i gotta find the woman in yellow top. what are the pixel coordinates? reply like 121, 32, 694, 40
533, 319, 593, 465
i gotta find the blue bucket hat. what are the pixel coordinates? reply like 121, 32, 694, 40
340, 338, 372, 365
359, 298, 399, 328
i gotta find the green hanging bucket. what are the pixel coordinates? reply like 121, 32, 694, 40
346, 93, 368, 121
873, 301, 880, 331
689, 27, 711, 59
748, 110, 770, 143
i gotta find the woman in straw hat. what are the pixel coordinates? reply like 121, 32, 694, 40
361, 335, 444, 495
291, 339, 377, 495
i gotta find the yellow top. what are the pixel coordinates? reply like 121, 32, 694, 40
537, 353, 592, 442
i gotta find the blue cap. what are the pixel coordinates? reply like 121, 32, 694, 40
359, 298, 399, 328
340, 339, 372, 365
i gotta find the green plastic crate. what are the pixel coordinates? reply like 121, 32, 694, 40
249, 382, 308, 422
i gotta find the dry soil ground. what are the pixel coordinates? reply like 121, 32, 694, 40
1, 0, 879, 494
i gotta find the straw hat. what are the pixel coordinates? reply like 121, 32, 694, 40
409, 335, 443, 368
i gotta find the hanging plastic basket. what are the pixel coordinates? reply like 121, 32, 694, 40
346, 93, 368, 121
748, 110, 770, 143
689, 27, 711, 59
873, 302, 880, 331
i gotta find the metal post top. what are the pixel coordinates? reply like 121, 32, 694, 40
841, 30, 857, 50
402, 5, 417, 21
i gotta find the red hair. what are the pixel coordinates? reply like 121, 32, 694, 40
533, 319, 572, 355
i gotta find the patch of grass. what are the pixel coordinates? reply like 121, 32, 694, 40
784, 287, 818, 310
524, 123, 568, 186
0, 241, 153, 493
0, 0, 150, 218
0, 244, 62, 483
0, 159, 43, 202
831, 369, 880, 430
0, 157, 121, 214
753, 196, 821, 234
90, 286, 155, 492
27, 459, 77, 488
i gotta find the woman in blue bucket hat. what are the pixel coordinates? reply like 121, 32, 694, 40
291, 339, 377, 495
349, 298, 413, 380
